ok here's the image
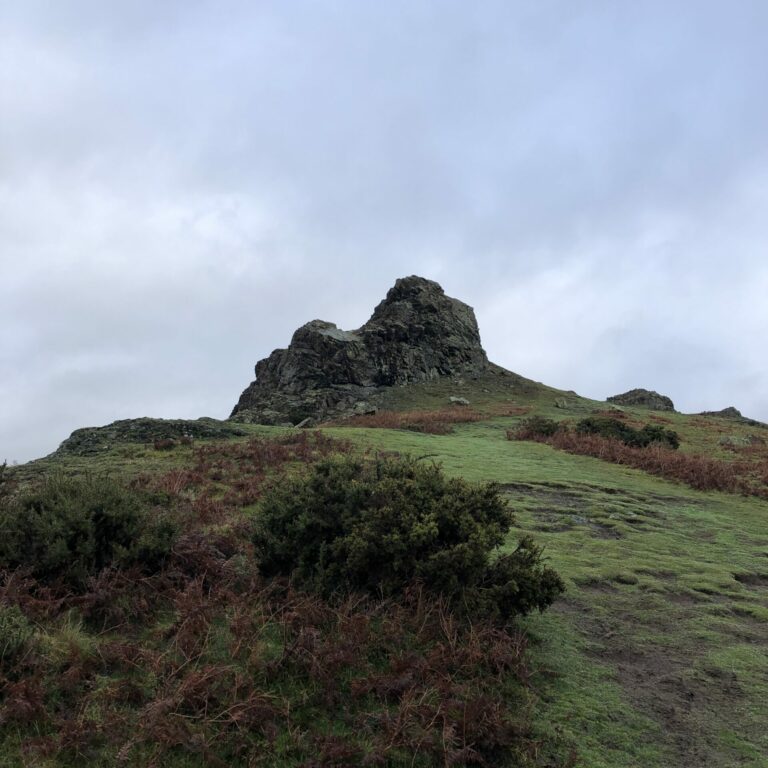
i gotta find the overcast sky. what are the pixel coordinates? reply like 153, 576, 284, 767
2, 1, 767, 463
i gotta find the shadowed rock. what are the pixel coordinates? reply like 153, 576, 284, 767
231, 276, 489, 424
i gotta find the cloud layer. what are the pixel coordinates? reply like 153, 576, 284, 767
2, 1, 767, 462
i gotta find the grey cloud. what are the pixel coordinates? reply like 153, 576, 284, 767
1, 1, 767, 462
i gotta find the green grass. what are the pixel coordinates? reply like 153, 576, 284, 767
6, 381, 768, 767
318, 417, 768, 766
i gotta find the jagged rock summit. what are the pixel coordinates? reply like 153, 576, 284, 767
231, 276, 489, 425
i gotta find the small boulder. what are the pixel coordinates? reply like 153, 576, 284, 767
449, 396, 470, 406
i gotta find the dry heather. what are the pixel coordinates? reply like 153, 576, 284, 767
337, 406, 485, 434
510, 425, 768, 498
0, 432, 564, 767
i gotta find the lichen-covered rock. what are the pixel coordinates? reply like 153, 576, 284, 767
231, 276, 489, 424
607, 389, 675, 412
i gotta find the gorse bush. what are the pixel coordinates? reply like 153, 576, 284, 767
514, 415, 562, 440
575, 417, 680, 449
515, 415, 680, 449
253, 455, 564, 619
0, 475, 178, 588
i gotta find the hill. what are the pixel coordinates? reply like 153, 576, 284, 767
3, 277, 767, 767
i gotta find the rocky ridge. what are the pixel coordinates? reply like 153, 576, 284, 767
231, 276, 490, 425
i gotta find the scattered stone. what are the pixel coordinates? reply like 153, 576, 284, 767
554, 398, 569, 409
231, 276, 489, 424
607, 389, 675, 412
449, 396, 470, 406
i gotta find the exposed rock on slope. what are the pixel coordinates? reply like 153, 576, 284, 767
698, 407, 742, 419
607, 388, 675, 412
231, 276, 490, 424
699, 407, 767, 429
56, 418, 247, 456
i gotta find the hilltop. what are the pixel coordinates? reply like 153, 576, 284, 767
231, 275, 493, 425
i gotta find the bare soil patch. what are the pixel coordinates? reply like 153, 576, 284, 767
733, 572, 768, 587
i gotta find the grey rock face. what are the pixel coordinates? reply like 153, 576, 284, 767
607, 389, 675, 412
231, 276, 489, 424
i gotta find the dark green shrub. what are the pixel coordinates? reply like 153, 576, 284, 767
513, 416, 562, 440
470, 536, 569, 620
0, 461, 15, 503
575, 416, 638, 443
575, 417, 680, 450
637, 424, 680, 449
0, 604, 34, 667
253, 455, 564, 619
0, 475, 178, 588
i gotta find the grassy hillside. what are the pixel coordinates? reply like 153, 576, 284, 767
3, 373, 767, 767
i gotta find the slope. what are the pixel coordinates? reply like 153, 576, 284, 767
4, 376, 768, 767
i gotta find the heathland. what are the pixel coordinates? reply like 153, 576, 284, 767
2, 278, 766, 767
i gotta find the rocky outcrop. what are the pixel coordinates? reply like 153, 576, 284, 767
699, 407, 742, 419
607, 388, 675, 412
231, 276, 489, 424
699, 407, 767, 429
56, 418, 248, 456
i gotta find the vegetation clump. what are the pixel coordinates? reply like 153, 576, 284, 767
253, 455, 564, 619
0, 435, 565, 766
509, 416, 768, 497
0, 604, 34, 668
575, 416, 680, 449
0, 475, 178, 589
339, 406, 484, 434
515, 415, 679, 449
514, 416, 563, 440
